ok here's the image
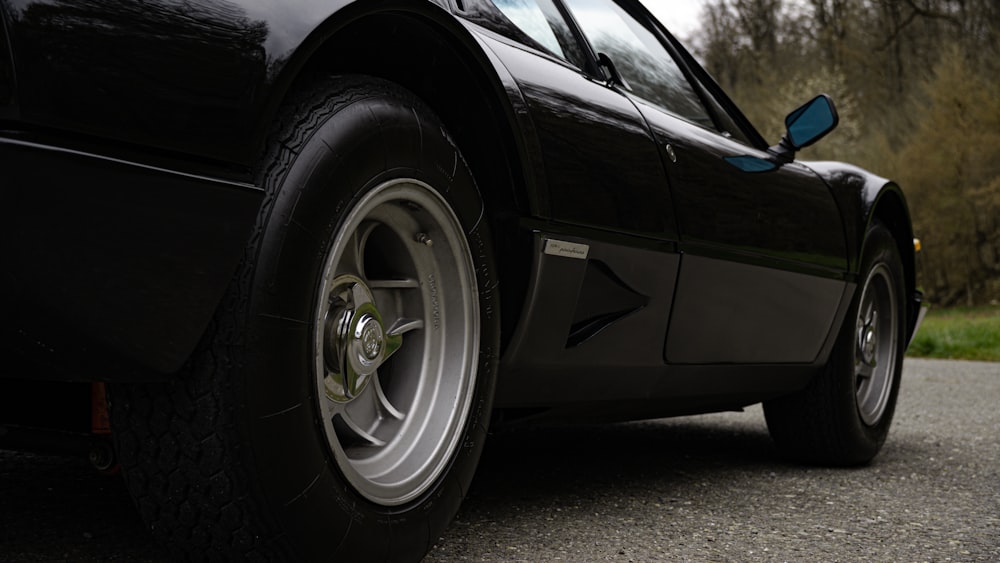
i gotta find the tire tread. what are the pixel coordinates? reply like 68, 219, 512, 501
111, 75, 421, 561
763, 220, 906, 466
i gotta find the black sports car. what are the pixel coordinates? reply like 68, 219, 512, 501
0, 0, 924, 560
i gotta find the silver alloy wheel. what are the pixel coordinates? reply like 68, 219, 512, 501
313, 178, 480, 506
854, 262, 898, 426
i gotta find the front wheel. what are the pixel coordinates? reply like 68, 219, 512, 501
112, 76, 499, 561
314, 177, 484, 508
764, 220, 906, 465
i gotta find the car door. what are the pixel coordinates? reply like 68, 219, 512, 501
561, 0, 850, 365
463, 0, 684, 405
463, 0, 677, 238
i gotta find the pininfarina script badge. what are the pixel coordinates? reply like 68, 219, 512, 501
543, 238, 589, 260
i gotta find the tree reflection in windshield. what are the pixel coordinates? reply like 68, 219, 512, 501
563, 0, 712, 128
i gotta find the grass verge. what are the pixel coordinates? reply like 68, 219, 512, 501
907, 305, 1000, 361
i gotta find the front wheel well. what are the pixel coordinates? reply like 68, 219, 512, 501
274, 9, 535, 350
871, 188, 920, 337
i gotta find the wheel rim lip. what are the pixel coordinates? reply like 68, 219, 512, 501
854, 262, 898, 426
313, 178, 480, 506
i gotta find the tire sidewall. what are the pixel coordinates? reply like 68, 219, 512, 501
240, 79, 498, 561
833, 221, 906, 459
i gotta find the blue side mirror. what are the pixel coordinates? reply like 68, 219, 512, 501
785, 94, 839, 150
768, 94, 839, 163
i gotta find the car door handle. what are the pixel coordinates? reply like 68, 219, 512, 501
664, 143, 677, 163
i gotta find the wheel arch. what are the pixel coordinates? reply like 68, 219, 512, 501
257, 2, 539, 349
867, 183, 921, 342
805, 161, 921, 342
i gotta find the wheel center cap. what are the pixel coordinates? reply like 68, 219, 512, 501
357, 314, 385, 361
862, 325, 877, 364
322, 276, 393, 403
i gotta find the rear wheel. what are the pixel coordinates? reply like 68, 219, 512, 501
112, 76, 499, 561
764, 220, 905, 465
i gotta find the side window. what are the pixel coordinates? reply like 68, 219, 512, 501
490, 0, 587, 68
562, 0, 713, 128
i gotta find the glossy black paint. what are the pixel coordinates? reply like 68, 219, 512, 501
806, 161, 922, 339
479, 33, 678, 238
1, 0, 515, 379
0, 0, 918, 422
805, 162, 911, 271
640, 105, 848, 271
666, 256, 850, 364
1, 137, 261, 377
0, 10, 12, 108
2, 0, 270, 169
0, 0, 461, 178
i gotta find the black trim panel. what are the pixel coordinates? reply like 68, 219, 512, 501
496, 363, 823, 424
666, 254, 847, 364
498, 230, 680, 407
1, 137, 262, 379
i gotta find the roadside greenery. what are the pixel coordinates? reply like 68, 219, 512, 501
907, 306, 1000, 361
692, 0, 1000, 307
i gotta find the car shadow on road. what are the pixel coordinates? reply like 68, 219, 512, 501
0, 450, 171, 562
454, 409, 938, 526
468, 414, 779, 501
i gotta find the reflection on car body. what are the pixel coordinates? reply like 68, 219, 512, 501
0, 0, 922, 560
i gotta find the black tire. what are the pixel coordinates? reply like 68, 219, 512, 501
111, 75, 500, 562
764, 220, 906, 465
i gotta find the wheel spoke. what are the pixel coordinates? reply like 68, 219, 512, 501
867, 316, 879, 369
373, 374, 406, 421
369, 277, 420, 324
350, 279, 375, 309
369, 277, 420, 290
340, 384, 384, 446
325, 373, 390, 449
339, 221, 378, 278
384, 318, 423, 359
337, 412, 387, 448
335, 371, 405, 449
367, 276, 423, 362
387, 317, 424, 335
856, 362, 873, 384
862, 299, 875, 329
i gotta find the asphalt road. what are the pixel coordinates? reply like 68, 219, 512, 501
1, 358, 997, 562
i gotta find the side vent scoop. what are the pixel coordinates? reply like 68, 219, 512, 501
566, 260, 648, 347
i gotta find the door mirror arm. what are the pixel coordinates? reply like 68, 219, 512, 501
767, 137, 798, 165
598, 53, 630, 90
